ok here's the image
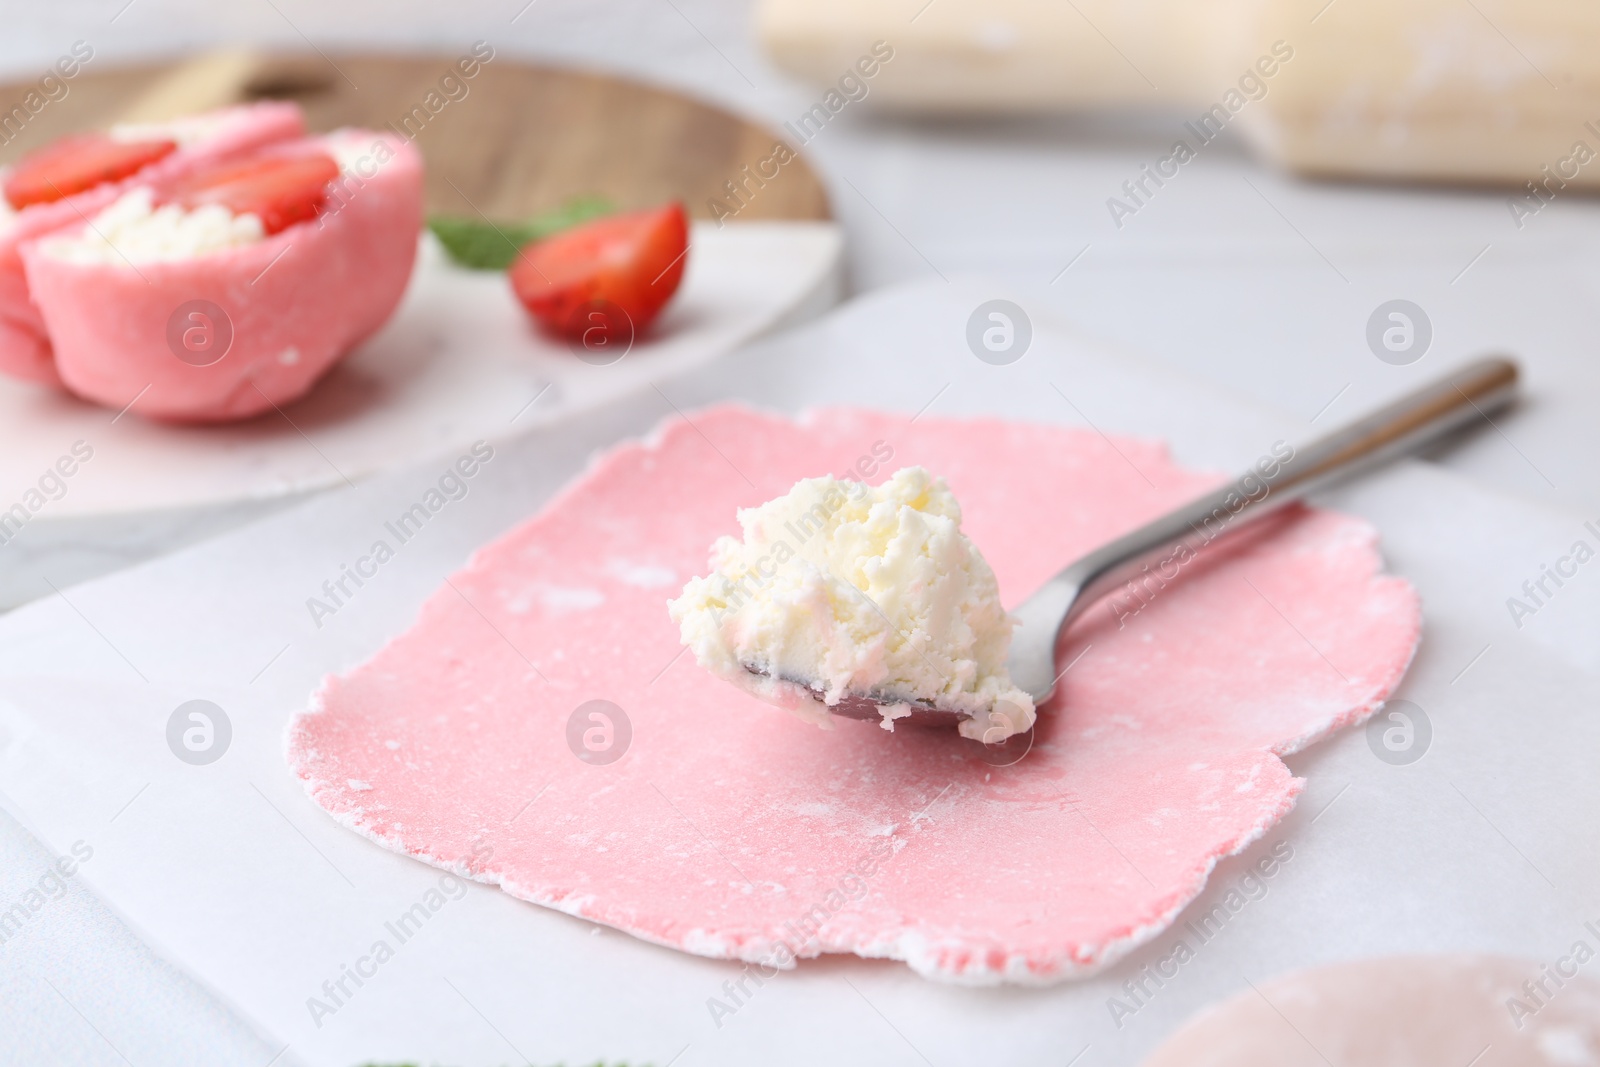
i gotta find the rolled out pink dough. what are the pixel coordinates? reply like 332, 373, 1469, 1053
286, 406, 1421, 983
1140, 954, 1600, 1066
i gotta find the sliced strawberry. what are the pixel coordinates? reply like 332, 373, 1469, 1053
510, 202, 688, 342
168, 152, 340, 235
3, 133, 177, 209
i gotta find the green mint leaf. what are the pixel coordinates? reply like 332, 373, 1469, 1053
426, 215, 540, 270
427, 197, 617, 271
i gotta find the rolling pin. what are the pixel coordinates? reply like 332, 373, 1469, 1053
757, 0, 1600, 192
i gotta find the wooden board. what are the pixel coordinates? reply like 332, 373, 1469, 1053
0, 51, 831, 221
0, 52, 843, 610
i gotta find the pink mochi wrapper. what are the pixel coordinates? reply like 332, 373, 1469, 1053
21, 130, 423, 422
1140, 954, 1600, 1066
0, 101, 306, 387
286, 406, 1422, 984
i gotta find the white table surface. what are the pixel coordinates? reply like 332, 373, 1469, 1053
3, 2, 1599, 1064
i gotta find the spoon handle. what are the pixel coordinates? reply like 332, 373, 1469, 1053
1045, 355, 1519, 635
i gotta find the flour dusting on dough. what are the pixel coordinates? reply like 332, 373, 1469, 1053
286, 405, 1420, 984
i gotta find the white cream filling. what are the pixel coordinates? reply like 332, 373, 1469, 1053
668, 466, 1036, 742
110, 111, 234, 147
40, 187, 264, 265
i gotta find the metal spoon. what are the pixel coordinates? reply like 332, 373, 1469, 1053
757, 356, 1519, 733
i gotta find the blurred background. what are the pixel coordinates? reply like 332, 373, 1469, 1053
4, 0, 1597, 509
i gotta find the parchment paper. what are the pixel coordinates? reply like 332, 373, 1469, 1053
0, 278, 1594, 1067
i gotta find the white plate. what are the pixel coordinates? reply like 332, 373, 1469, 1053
0, 220, 841, 607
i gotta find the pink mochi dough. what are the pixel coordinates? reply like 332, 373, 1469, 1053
0, 102, 305, 387
1140, 954, 1600, 1066
21, 131, 423, 422
286, 407, 1422, 983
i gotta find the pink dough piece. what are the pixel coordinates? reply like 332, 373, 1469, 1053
21, 131, 422, 422
286, 407, 1421, 983
0, 102, 305, 386
1140, 955, 1600, 1066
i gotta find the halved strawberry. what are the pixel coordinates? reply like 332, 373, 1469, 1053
3, 133, 177, 210
167, 152, 340, 235
510, 202, 688, 342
